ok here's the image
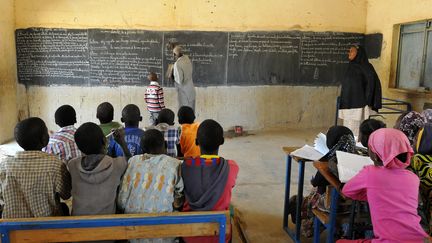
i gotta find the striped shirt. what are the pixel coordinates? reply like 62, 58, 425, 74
43, 125, 82, 162
0, 151, 71, 218
145, 81, 165, 112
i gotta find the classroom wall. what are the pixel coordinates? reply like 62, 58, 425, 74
366, 0, 432, 114
13, 0, 367, 131
0, 0, 18, 143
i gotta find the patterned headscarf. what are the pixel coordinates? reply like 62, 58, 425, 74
396, 111, 427, 146
422, 109, 432, 124
321, 126, 357, 176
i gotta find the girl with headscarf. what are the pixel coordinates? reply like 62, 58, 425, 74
339, 45, 382, 138
395, 111, 427, 147
410, 123, 432, 234
289, 126, 357, 237
337, 128, 427, 243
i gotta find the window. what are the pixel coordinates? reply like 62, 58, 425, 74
396, 20, 432, 89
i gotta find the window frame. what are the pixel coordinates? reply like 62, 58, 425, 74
391, 19, 432, 92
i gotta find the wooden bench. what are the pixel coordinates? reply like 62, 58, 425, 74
0, 211, 230, 243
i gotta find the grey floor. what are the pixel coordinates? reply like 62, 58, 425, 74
222, 129, 325, 243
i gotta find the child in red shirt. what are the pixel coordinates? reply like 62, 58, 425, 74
181, 119, 239, 243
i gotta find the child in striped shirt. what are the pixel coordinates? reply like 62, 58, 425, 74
144, 72, 165, 126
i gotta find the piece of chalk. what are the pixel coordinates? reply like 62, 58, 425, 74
106, 131, 114, 138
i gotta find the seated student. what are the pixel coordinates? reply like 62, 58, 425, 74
147, 108, 180, 157
409, 123, 432, 234
97, 102, 122, 136
67, 123, 130, 218
288, 126, 356, 237
358, 118, 386, 148
178, 106, 200, 158
394, 111, 427, 147
108, 104, 145, 157
181, 119, 239, 243
118, 129, 183, 243
338, 128, 428, 242
44, 105, 82, 162
0, 117, 71, 218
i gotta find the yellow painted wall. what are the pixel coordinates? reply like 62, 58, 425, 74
15, 0, 366, 32
0, 0, 18, 143
366, 0, 432, 112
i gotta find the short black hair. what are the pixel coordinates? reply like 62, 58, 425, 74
75, 122, 105, 155
141, 129, 165, 153
97, 102, 114, 124
121, 104, 141, 123
326, 125, 353, 148
55, 105, 77, 127
157, 109, 175, 125
197, 119, 224, 152
359, 119, 386, 147
15, 117, 49, 150
178, 106, 195, 124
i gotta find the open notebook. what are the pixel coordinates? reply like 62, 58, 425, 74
290, 133, 328, 161
336, 151, 374, 183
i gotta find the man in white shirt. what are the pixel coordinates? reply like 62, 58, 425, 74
172, 45, 196, 111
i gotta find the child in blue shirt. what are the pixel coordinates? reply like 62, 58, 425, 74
108, 104, 145, 157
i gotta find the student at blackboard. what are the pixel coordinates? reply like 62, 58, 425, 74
339, 45, 382, 138
173, 45, 196, 111
96, 102, 122, 136
43, 105, 82, 162
108, 104, 145, 157
144, 72, 165, 126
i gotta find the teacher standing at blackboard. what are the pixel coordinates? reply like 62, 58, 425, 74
173, 45, 196, 111
339, 45, 382, 137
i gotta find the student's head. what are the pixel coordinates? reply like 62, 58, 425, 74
74, 122, 106, 155
96, 102, 114, 124
141, 129, 166, 154
359, 119, 386, 148
394, 111, 426, 146
196, 119, 224, 155
368, 128, 413, 168
147, 72, 158, 82
121, 104, 142, 127
55, 105, 77, 128
157, 108, 175, 126
15, 117, 49, 151
178, 106, 195, 124
326, 125, 354, 149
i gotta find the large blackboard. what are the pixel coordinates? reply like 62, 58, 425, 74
16, 28, 378, 87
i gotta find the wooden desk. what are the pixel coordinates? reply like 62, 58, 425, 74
282, 146, 313, 243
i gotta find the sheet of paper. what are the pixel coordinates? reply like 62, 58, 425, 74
314, 132, 329, 155
290, 145, 324, 161
336, 151, 374, 183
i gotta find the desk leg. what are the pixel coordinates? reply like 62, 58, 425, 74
295, 160, 305, 242
283, 155, 292, 229
327, 188, 339, 243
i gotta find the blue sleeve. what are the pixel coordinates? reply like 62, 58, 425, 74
107, 137, 124, 157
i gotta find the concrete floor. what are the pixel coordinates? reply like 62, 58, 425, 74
222, 129, 326, 243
